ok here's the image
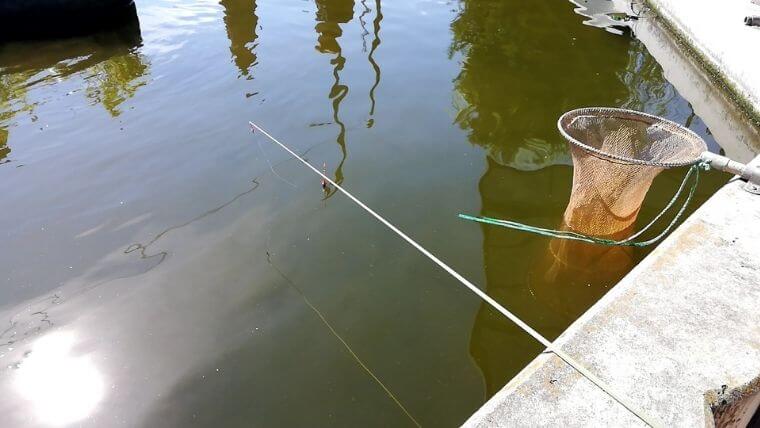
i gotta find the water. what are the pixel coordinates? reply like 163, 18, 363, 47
0, 0, 750, 426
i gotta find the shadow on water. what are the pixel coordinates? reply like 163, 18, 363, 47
220, 0, 259, 79
452, 0, 729, 396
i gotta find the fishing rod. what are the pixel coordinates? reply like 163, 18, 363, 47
248, 121, 662, 427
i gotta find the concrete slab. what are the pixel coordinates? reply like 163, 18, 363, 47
633, 16, 760, 163
644, 0, 760, 124
464, 171, 760, 427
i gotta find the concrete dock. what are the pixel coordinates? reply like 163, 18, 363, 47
645, 0, 760, 125
464, 0, 760, 426
464, 172, 760, 426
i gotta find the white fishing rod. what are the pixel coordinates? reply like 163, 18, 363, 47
249, 121, 662, 427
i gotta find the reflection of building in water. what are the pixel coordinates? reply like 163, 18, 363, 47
315, 0, 355, 54
314, 0, 355, 195
220, 0, 259, 78
455, 0, 699, 397
569, 0, 638, 35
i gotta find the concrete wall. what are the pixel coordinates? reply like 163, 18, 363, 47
643, 0, 760, 126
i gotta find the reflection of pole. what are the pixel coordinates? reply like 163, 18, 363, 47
359, 0, 370, 52
325, 52, 349, 198
220, 0, 259, 77
313, 0, 354, 198
367, 0, 382, 119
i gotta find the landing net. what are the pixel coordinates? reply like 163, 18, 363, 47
462, 107, 709, 247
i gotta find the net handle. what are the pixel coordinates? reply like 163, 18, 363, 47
701, 151, 760, 185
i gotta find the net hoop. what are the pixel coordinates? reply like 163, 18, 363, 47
557, 107, 706, 168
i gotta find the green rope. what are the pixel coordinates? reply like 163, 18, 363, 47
459, 162, 707, 248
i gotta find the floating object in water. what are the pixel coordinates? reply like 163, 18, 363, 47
461, 107, 760, 246
321, 162, 329, 191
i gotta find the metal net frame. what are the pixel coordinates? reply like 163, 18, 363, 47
558, 107, 706, 168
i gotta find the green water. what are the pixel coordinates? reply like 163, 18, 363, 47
0, 0, 733, 426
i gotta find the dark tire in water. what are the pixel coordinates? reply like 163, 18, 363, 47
0, 0, 139, 41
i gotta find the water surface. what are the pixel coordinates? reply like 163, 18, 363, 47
0, 0, 745, 426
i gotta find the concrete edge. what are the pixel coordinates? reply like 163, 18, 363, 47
642, 0, 760, 128
463, 353, 554, 423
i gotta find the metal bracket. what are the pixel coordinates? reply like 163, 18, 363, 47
701, 152, 760, 195
744, 156, 760, 194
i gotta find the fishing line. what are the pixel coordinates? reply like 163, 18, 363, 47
248, 121, 662, 427
257, 135, 297, 188
261, 168, 419, 426
265, 249, 421, 427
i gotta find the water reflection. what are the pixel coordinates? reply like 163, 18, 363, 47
619, 39, 678, 115
314, 0, 355, 195
83, 52, 148, 117
365, 0, 382, 125
0, 128, 8, 164
570, 0, 640, 35
449, 0, 630, 171
452, 0, 711, 395
220, 0, 259, 78
0, 17, 148, 151
469, 161, 572, 396
0, 72, 34, 164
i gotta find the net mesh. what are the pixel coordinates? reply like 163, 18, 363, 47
557, 107, 706, 237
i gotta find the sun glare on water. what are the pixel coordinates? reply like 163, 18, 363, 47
14, 332, 105, 426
